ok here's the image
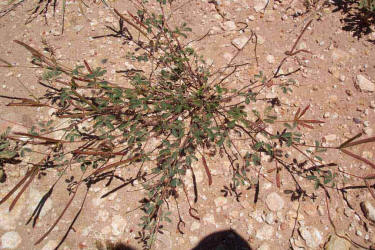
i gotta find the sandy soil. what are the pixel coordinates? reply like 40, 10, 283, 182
0, 0, 375, 249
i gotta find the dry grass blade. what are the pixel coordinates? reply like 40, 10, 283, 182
113, 8, 149, 39
0, 166, 38, 206
201, 155, 212, 186
0, 57, 13, 67
364, 179, 375, 201
9, 166, 39, 211
338, 132, 363, 149
34, 185, 78, 245
340, 136, 375, 149
13, 132, 65, 143
73, 150, 128, 157
341, 148, 375, 170
91, 155, 142, 176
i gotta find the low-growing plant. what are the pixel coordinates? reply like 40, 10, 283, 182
1, 0, 375, 249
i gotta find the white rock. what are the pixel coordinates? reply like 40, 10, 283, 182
1, 231, 22, 249
203, 213, 216, 224
256, 35, 265, 45
364, 127, 373, 136
248, 15, 255, 21
223, 21, 236, 31
111, 215, 126, 236
323, 134, 337, 142
360, 201, 375, 223
256, 224, 274, 240
299, 226, 323, 248
265, 212, 275, 225
42, 240, 58, 250
214, 196, 227, 207
265, 192, 284, 211
189, 236, 199, 245
324, 235, 350, 250
190, 221, 201, 231
232, 36, 248, 49
254, 0, 268, 12
356, 75, 374, 92
258, 243, 271, 250
266, 55, 275, 64
73, 25, 84, 32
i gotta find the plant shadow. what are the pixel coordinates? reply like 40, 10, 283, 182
192, 229, 251, 250
331, 0, 375, 39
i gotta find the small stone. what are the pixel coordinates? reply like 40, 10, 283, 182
73, 25, 84, 32
363, 127, 373, 136
353, 117, 362, 124
42, 240, 58, 250
111, 215, 126, 236
232, 36, 248, 49
265, 192, 284, 211
255, 35, 265, 45
370, 101, 375, 109
281, 14, 288, 20
345, 89, 352, 96
360, 201, 375, 223
323, 112, 330, 118
299, 226, 323, 248
214, 196, 227, 207
258, 243, 271, 250
339, 75, 346, 82
203, 213, 216, 224
248, 15, 255, 21
265, 212, 275, 225
356, 75, 374, 92
189, 236, 199, 245
190, 221, 201, 231
1, 231, 22, 249
256, 225, 274, 240
254, 0, 268, 12
266, 55, 275, 64
323, 134, 337, 142
223, 21, 236, 31
331, 49, 350, 63
325, 235, 350, 250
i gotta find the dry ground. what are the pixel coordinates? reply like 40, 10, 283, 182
0, 0, 375, 249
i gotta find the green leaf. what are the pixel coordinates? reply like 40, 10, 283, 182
0, 150, 17, 159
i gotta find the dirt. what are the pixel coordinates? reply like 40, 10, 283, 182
0, 0, 375, 249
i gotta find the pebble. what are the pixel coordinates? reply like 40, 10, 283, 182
111, 215, 126, 236
203, 213, 216, 224
325, 235, 350, 250
370, 101, 375, 109
248, 15, 255, 21
258, 243, 271, 250
266, 54, 275, 64
190, 221, 201, 231
73, 25, 84, 32
256, 224, 274, 240
232, 36, 248, 49
254, 0, 268, 12
189, 236, 199, 245
363, 127, 373, 136
265, 192, 284, 211
331, 49, 350, 63
299, 226, 323, 248
1, 231, 22, 249
223, 21, 237, 31
214, 197, 227, 207
42, 240, 58, 250
360, 201, 375, 223
323, 134, 337, 142
356, 75, 374, 92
